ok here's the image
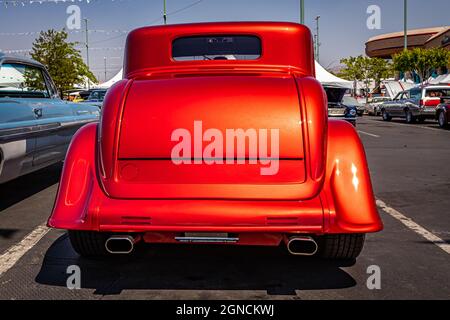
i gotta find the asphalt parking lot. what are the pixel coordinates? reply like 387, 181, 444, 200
0, 117, 449, 300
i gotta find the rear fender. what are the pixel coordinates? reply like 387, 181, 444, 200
322, 120, 383, 233
48, 123, 99, 230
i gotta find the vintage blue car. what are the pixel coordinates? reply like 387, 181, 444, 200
0, 53, 100, 183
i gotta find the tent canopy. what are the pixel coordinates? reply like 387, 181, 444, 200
315, 61, 353, 89
96, 69, 123, 89
427, 74, 450, 85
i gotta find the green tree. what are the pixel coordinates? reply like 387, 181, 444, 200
338, 56, 363, 95
393, 48, 450, 84
370, 57, 393, 86
339, 56, 392, 97
30, 29, 97, 95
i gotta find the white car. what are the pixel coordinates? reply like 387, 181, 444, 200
365, 96, 391, 116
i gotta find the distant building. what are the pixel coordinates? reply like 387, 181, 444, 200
366, 26, 450, 59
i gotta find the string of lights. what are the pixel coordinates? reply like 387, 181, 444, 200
0, 0, 132, 8
1, 46, 124, 53
0, 30, 129, 36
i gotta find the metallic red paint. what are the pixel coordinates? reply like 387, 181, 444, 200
48, 22, 382, 247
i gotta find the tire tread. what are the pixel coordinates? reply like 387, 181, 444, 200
319, 234, 365, 260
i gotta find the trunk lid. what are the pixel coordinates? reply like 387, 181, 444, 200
108, 73, 307, 200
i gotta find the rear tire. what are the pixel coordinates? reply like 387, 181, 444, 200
438, 111, 448, 129
318, 234, 365, 260
68, 230, 110, 257
381, 110, 391, 121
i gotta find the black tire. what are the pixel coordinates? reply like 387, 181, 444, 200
318, 234, 365, 260
405, 110, 415, 124
68, 230, 110, 257
381, 110, 391, 121
438, 111, 448, 129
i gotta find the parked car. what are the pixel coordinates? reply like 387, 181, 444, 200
381, 86, 450, 123
436, 96, 450, 129
365, 96, 391, 116
0, 54, 100, 183
48, 22, 382, 260
324, 85, 357, 126
79, 89, 107, 108
342, 95, 365, 116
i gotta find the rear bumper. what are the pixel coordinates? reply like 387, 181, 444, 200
416, 108, 436, 118
48, 122, 383, 240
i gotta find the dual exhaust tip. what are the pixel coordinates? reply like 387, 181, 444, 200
104, 234, 319, 256
105, 235, 139, 254
285, 236, 318, 256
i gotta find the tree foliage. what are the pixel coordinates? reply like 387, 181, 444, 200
338, 56, 393, 95
393, 48, 450, 84
30, 29, 97, 95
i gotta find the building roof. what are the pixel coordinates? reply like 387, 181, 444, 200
367, 26, 448, 42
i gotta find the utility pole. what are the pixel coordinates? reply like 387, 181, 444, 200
315, 15, 320, 62
104, 57, 107, 82
84, 18, 90, 90
403, 0, 408, 50
300, 0, 305, 24
314, 34, 317, 58
163, 0, 167, 25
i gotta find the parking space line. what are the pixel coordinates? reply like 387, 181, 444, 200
358, 130, 380, 138
377, 199, 450, 255
0, 224, 50, 278
364, 118, 447, 133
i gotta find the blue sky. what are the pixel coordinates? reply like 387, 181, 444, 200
1, 0, 449, 82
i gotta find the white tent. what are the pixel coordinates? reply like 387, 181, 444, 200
315, 61, 353, 89
96, 69, 123, 89
427, 74, 450, 85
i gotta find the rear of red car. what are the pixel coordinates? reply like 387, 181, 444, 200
48, 22, 382, 259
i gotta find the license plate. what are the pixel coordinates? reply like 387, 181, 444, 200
329, 109, 344, 115
185, 232, 229, 238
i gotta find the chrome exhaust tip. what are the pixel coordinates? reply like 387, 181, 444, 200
105, 235, 137, 254
286, 236, 318, 256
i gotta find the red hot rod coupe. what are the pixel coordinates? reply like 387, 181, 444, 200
48, 22, 383, 259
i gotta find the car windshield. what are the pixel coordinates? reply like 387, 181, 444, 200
342, 96, 362, 106
172, 35, 261, 61
0, 63, 50, 98
88, 90, 107, 101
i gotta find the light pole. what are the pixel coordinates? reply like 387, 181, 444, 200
163, 0, 167, 25
315, 15, 320, 62
300, 0, 305, 24
104, 57, 107, 82
84, 18, 90, 90
403, 0, 408, 50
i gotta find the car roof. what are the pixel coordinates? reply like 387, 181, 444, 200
423, 85, 450, 90
0, 52, 45, 69
125, 21, 315, 78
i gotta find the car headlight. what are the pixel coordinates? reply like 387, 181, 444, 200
349, 109, 357, 116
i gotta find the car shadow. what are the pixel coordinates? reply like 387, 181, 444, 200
0, 163, 62, 211
35, 233, 357, 296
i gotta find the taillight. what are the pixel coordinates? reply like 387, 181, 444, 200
424, 98, 441, 107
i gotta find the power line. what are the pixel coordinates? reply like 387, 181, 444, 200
91, 0, 206, 44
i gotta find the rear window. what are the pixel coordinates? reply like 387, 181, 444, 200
172, 35, 261, 61
425, 88, 450, 98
